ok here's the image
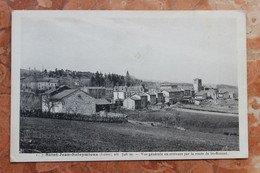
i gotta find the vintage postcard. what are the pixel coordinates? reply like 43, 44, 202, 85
11, 10, 248, 162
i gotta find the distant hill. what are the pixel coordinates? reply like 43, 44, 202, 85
20, 68, 30, 74
217, 84, 237, 89
217, 84, 238, 93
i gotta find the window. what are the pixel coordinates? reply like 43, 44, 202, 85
78, 94, 82, 99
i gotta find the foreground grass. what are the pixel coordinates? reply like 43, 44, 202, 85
20, 117, 239, 153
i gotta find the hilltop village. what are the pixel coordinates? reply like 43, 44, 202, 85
20, 69, 238, 115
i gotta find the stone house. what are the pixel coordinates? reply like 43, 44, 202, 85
157, 92, 165, 103
42, 89, 96, 115
36, 78, 59, 91
194, 91, 207, 100
144, 92, 157, 105
131, 93, 148, 109
162, 89, 184, 104
123, 96, 141, 110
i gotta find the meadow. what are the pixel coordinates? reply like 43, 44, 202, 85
20, 109, 239, 153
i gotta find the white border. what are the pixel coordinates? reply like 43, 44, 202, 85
11, 10, 248, 162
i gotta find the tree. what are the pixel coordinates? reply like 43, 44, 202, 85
161, 110, 180, 128
90, 75, 96, 86
125, 71, 131, 86
42, 95, 59, 114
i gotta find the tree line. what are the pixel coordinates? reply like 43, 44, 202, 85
90, 71, 142, 87
41, 68, 142, 87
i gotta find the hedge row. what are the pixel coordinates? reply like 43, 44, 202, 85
20, 111, 128, 123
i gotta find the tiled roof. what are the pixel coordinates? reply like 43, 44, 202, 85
95, 99, 111, 105
51, 89, 78, 100
42, 85, 71, 95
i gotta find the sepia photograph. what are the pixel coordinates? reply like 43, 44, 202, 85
11, 11, 248, 162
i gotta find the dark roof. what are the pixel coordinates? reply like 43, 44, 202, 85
163, 89, 183, 93
41, 85, 71, 95
51, 89, 78, 100
42, 88, 57, 95
95, 99, 111, 105
134, 93, 147, 97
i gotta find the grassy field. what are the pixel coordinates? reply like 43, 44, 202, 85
20, 111, 239, 153
123, 108, 239, 135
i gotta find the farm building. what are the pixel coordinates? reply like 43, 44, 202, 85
131, 93, 148, 109
144, 92, 157, 105
162, 89, 184, 104
95, 98, 112, 112
180, 86, 194, 103
217, 91, 230, 99
123, 96, 141, 110
81, 86, 106, 99
194, 91, 207, 105
194, 91, 207, 100
157, 92, 165, 103
42, 89, 96, 115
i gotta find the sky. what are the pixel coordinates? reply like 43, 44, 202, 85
20, 13, 238, 86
